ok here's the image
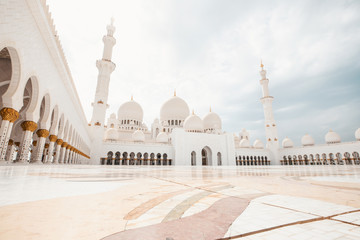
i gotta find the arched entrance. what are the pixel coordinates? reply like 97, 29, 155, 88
201, 146, 212, 166
217, 152, 222, 166
191, 151, 196, 166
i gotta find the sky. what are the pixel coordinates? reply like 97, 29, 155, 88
47, 0, 360, 146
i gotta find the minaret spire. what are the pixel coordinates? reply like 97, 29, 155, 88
259, 61, 279, 164
90, 19, 116, 128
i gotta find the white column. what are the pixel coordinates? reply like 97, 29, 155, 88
53, 139, 62, 164
46, 136, 57, 163
0, 108, 19, 163
31, 129, 49, 164
16, 121, 37, 163
59, 144, 67, 164
6, 142, 16, 163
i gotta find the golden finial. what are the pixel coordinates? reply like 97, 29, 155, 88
260, 59, 264, 70
174, 89, 176, 97
192, 109, 195, 115
131, 95, 133, 101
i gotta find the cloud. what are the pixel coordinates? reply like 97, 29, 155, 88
47, 0, 360, 144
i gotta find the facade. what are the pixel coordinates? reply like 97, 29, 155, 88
0, 0, 359, 166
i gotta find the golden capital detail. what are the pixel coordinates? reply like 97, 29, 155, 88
36, 129, 50, 138
8, 139, 14, 146
32, 141, 37, 147
49, 135, 57, 142
66, 145, 71, 150
44, 143, 49, 149
56, 139, 63, 145
21, 121, 37, 132
61, 142, 68, 148
0, 108, 19, 123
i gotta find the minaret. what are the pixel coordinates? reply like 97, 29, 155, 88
90, 18, 116, 127
259, 61, 280, 164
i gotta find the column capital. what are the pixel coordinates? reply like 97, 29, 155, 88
36, 129, 50, 138
32, 140, 37, 146
0, 108, 19, 123
49, 135, 57, 142
61, 142, 68, 148
56, 139, 63, 145
8, 139, 14, 146
21, 121, 37, 132
66, 144, 71, 150
44, 143, 49, 149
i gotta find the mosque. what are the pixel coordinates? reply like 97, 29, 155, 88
0, 0, 359, 166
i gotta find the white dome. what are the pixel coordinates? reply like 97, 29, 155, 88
105, 128, 118, 141
132, 130, 145, 142
118, 99, 143, 122
239, 139, 250, 148
253, 139, 264, 149
203, 111, 222, 130
160, 96, 190, 122
355, 128, 360, 141
184, 113, 203, 132
282, 137, 294, 148
325, 130, 341, 144
240, 128, 249, 140
156, 132, 168, 143
301, 134, 315, 146
234, 134, 240, 142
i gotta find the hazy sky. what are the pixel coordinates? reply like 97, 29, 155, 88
47, 0, 360, 145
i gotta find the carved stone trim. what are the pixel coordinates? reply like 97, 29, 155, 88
21, 121, 37, 132
36, 129, 50, 138
0, 108, 19, 123
49, 135, 57, 142
56, 139, 63, 145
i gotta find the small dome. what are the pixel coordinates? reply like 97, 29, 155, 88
282, 137, 294, 148
105, 128, 118, 141
118, 99, 143, 122
239, 128, 249, 140
132, 129, 145, 142
203, 111, 222, 130
156, 132, 168, 143
253, 139, 264, 149
325, 129, 341, 144
160, 95, 190, 122
234, 134, 240, 142
239, 139, 250, 148
184, 113, 203, 132
110, 113, 116, 119
301, 134, 315, 146
355, 128, 360, 141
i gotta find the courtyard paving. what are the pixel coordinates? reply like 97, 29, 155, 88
0, 165, 359, 239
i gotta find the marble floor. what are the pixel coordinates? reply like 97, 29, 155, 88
0, 165, 359, 240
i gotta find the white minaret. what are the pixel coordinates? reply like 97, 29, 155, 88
90, 18, 116, 128
259, 61, 280, 164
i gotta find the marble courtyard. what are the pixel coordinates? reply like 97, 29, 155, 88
1, 165, 359, 240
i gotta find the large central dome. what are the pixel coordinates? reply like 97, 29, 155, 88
160, 95, 190, 122
118, 99, 143, 122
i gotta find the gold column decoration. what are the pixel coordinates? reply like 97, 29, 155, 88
44, 143, 49, 149
15, 142, 20, 147
0, 108, 19, 122
56, 139, 63, 145
20, 121, 37, 132
8, 139, 14, 146
66, 145, 71, 150
36, 129, 50, 138
32, 141, 37, 147
61, 142, 68, 148
49, 135, 57, 142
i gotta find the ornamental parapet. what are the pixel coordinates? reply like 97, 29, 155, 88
21, 121, 37, 132
0, 108, 19, 123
